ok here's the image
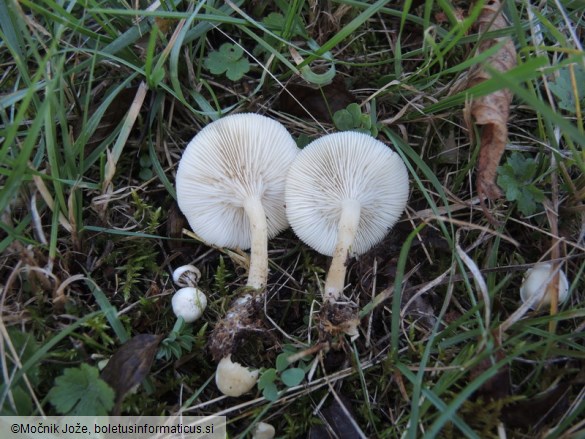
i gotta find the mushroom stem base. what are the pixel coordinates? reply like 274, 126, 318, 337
209, 292, 271, 362
318, 301, 360, 339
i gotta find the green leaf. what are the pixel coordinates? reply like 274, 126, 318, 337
347, 103, 362, 126
496, 153, 545, 216
204, 43, 250, 81
6, 329, 41, 387
549, 65, 585, 113
48, 364, 115, 416
139, 168, 154, 180
526, 184, 545, 202
333, 103, 379, 136
262, 12, 307, 38
276, 353, 290, 372
333, 109, 354, 131
516, 195, 537, 217
0, 386, 33, 415
139, 154, 152, 167
169, 343, 183, 359
262, 13, 285, 34
151, 67, 165, 87
281, 368, 305, 387
257, 368, 277, 390
261, 382, 279, 402
295, 133, 312, 149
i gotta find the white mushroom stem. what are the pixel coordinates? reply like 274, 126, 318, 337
324, 199, 361, 302
243, 196, 268, 290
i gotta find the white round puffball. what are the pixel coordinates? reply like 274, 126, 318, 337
520, 263, 570, 310
171, 287, 207, 322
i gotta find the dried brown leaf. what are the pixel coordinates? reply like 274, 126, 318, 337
100, 334, 163, 415
467, 0, 517, 201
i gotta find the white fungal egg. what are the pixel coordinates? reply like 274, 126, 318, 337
171, 287, 207, 322
520, 263, 570, 310
215, 355, 259, 397
252, 422, 275, 439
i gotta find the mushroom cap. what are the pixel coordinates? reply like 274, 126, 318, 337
172, 264, 201, 287
215, 355, 259, 397
285, 131, 409, 256
171, 287, 207, 323
176, 114, 299, 249
520, 262, 570, 309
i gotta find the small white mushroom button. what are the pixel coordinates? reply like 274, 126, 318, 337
520, 262, 570, 310
171, 287, 207, 323
172, 264, 201, 288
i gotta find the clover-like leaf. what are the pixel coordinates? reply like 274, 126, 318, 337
333, 109, 355, 131
261, 382, 279, 401
204, 43, 250, 81
347, 103, 362, 126
276, 353, 290, 372
257, 368, 277, 390
333, 103, 380, 136
281, 368, 305, 388
257, 368, 279, 401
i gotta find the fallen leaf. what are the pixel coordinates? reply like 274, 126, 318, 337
100, 334, 163, 415
466, 0, 517, 202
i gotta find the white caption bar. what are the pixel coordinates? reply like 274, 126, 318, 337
0, 416, 226, 439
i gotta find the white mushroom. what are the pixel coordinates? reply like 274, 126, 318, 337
520, 262, 570, 310
286, 131, 409, 302
176, 114, 299, 396
215, 355, 259, 397
176, 113, 299, 289
252, 422, 276, 439
172, 264, 201, 288
171, 287, 207, 323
